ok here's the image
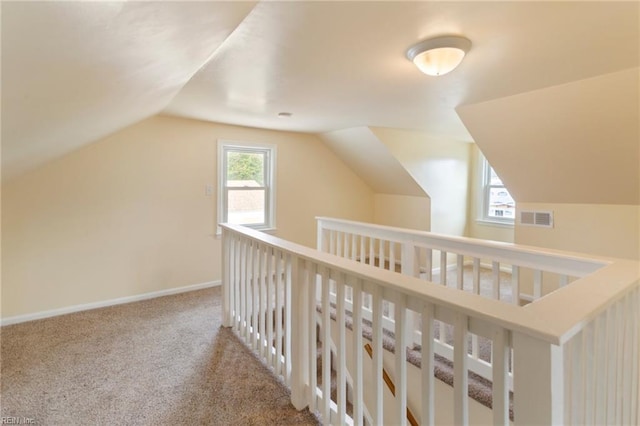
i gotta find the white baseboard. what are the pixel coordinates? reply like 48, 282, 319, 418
1, 280, 221, 327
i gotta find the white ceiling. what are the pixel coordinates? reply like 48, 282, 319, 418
2, 1, 638, 181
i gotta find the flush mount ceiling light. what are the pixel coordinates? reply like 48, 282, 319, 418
406, 35, 471, 76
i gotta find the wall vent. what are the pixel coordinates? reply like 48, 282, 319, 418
519, 210, 553, 228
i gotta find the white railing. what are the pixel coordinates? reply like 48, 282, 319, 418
221, 220, 639, 425
315, 217, 609, 386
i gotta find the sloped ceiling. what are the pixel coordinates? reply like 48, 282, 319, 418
1, 1, 257, 180
2, 1, 639, 189
457, 68, 639, 205
319, 127, 425, 197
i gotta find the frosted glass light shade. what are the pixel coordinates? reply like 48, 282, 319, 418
412, 47, 466, 76
406, 36, 471, 76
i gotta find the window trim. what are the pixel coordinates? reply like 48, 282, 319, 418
217, 140, 276, 233
477, 156, 515, 227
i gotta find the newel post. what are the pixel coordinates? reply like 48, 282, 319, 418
512, 332, 565, 425
316, 218, 328, 252
290, 256, 310, 410
221, 227, 232, 327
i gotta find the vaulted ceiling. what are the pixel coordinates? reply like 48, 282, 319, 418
2, 1, 638, 183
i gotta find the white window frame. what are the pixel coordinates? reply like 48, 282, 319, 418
477, 156, 515, 227
217, 140, 276, 233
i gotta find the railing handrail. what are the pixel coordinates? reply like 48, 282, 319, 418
315, 216, 640, 345
222, 223, 639, 345
316, 216, 610, 277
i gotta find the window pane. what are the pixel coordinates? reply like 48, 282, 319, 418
488, 186, 515, 219
227, 189, 265, 225
226, 151, 265, 185
489, 167, 503, 185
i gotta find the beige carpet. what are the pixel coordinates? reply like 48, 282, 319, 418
1, 287, 319, 425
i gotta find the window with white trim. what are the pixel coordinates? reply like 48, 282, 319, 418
481, 157, 515, 223
218, 141, 276, 231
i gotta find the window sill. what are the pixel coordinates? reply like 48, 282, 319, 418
475, 219, 514, 229
215, 226, 277, 238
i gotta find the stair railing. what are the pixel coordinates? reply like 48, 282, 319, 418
222, 221, 639, 425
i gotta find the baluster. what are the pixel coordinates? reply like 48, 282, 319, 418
240, 238, 247, 337
379, 239, 386, 270
439, 251, 447, 285
352, 280, 364, 426
222, 231, 230, 326
471, 258, 481, 360
284, 254, 293, 385
585, 321, 597, 425
492, 261, 500, 300
425, 248, 433, 282
559, 274, 568, 287
369, 237, 375, 266
253, 242, 264, 355
389, 242, 396, 272
533, 269, 543, 299
351, 234, 358, 261
329, 230, 336, 255
438, 252, 447, 344
615, 301, 624, 423
274, 250, 282, 374
472, 258, 480, 294
265, 247, 274, 367
257, 243, 264, 354
421, 303, 435, 426
321, 268, 331, 422
337, 231, 343, 257
394, 293, 408, 426
593, 314, 606, 424
359, 234, 366, 264
572, 330, 584, 424
234, 236, 241, 330
605, 303, 617, 424
372, 285, 384, 424
246, 241, 253, 342
621, 295, 633, 424
343, 232, 349, 259
511, 265, 520, 305
225, 234, 234, 327
308, 263, 318, 411
252, 242, 259, 350
320, 268, 331, 422
337, 273, 347, 424
492, 327, 510, 425
456, 254, 464, 290
454, 313, 469, 425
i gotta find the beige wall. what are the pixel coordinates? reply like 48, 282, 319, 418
467, 144, 514, 243
1, 115, 374, 319
457, 68, 639, 206
373, 194, 430, 231
370, 127, 470, 237
515, 203, 639, 261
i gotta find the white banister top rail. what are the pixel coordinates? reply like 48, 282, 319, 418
315, 216, 640, 345
221, 223, 639, 346
316, 216, 610, 277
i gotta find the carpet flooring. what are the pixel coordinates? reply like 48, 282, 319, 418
1, 287, 319, 425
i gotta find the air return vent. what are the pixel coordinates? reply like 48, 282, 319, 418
519, 210, 553, 228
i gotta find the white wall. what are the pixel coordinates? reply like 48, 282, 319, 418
515, 203, 639, 260
370, 127, 471, 237
373, 194, 430, 231
1, 115, 374, 319
457, 68, 639, 206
